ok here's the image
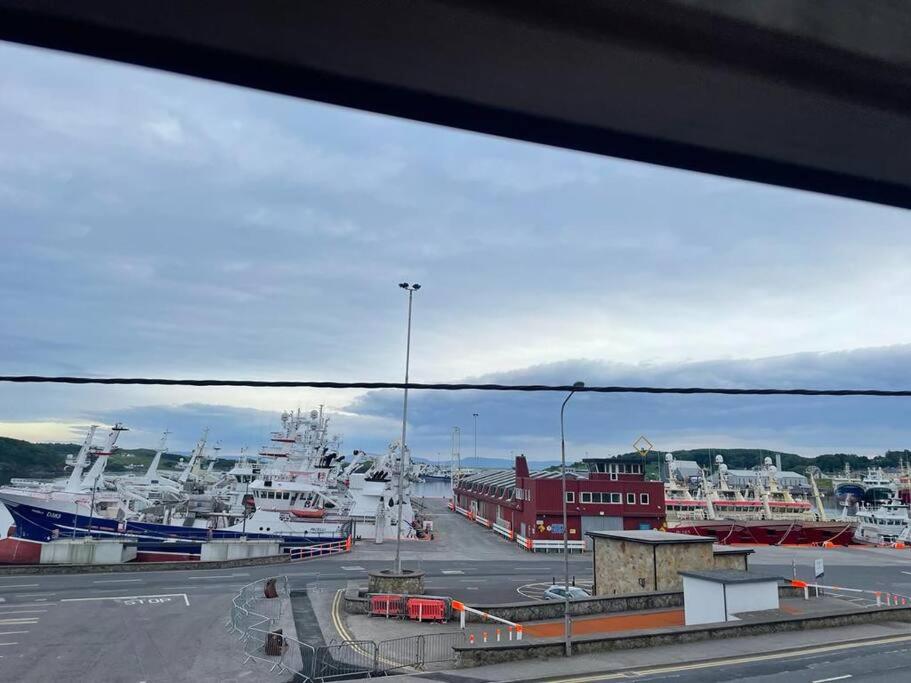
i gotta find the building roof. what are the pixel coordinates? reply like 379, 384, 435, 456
457, 465, 584, 497
712, 546, 755, 556
679, 569, 783, 585
723, 469, 807, 480
586, 530, 714, 544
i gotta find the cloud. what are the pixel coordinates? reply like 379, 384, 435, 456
2, 43, 911, 460
350, 345, 911, 459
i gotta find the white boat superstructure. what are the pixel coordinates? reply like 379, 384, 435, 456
852, 496, 911, 545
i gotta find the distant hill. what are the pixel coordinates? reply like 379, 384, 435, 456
0, 437, 232, 485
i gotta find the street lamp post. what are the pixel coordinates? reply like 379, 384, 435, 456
395, 282, 420, 574
473, 413, 479, 463
560, 380, 584, 657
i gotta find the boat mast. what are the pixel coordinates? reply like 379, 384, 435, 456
64, 425, 98, 493
80, 423, 127, 489
144, 430, 170, 480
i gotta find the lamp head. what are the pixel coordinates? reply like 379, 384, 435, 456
413, 283, 421, 290
572, 381, 585, 388
399, 282, 409, 289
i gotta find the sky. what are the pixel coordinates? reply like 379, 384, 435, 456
2, 41, 911, 461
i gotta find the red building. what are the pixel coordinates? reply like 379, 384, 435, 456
452, 455, 665, 551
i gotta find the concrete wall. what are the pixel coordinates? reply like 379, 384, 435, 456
0, 553, 291, 575
594, 537, 715, 595
39, 539, 136, 565
654, 543, 714, 592
712, 552, 749, 571
200, 540, 281, 562
455, 605, 911, 667
726, 581, 778, 618
683, 577, 725, 625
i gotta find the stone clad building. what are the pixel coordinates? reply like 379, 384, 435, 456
587, 529, 751, 596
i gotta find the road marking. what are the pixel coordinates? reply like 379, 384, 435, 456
187, 575, 246, 580
0, 585, 39, 589
0, 620, 37, 626
93, 579, 143, 584
341, 566, 365, 571
0, 642, 18, 646
61, 593, 190, 606
465, 587, 479, 590
812, 676, 852, 683
15, 593, 55, 598
901, 571, 911, 576
0, 631, 29, 635
0, 610, 46, 615
441, 570, 464, 575
541, 634, 911, 683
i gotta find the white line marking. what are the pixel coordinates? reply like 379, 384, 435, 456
441, 570, 464, 575
0, 585, 39, 589
465, 587, 479, 590
341, 566, 365, 571
812, 676, 852, 683
901, 571, 911, 576
0, 620, 37, 626
93, 579, 143, 584
60, 593, 190, 606
0, 642, 18, 646
186, 575, 241, 580
0, 610, 46, 615
0, 631, 29, 635
15, 593, 55, 598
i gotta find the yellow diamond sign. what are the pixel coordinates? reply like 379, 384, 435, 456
633, 435, 653, 457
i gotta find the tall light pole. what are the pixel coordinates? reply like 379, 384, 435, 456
395, 282, 420, 574
560, 380, 584, 657
473, 413, 479, 463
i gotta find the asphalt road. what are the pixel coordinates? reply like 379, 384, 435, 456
0, 555, 590, 682
3, 500, 911, 681
531, 634, 911, 682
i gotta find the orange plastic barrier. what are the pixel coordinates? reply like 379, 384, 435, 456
370, 594, 405, 617
406, 597, 446, 622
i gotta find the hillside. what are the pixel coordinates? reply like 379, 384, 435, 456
0, 437, 232, 485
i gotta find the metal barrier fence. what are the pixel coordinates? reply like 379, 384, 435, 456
229, 577, 465, 681
288, 537, 352, 562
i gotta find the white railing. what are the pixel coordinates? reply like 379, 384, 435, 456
451, 599, 524, 642
287, 537, 351, 562
227, 576, 315, 681
790, 579, 911, 606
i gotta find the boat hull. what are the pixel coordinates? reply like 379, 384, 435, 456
0, 492, 351, 564
667, 519, 856, 545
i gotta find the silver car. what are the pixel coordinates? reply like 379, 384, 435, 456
543, 585, 590, 600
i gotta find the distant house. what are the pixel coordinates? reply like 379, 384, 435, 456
714, 469, 808, 489
669, 459, 703, 483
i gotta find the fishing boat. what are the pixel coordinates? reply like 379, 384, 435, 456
664, 454, 856, 545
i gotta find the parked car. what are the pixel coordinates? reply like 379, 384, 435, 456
543, 585, 590, 600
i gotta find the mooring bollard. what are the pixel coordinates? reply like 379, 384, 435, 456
265, 628, 285, 656
264, 578, 278, 599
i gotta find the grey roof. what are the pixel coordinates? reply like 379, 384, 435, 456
586, 530, 715, 544
712, 546, 755, 556
679, 569, 783, 585
458, 466, 584, 494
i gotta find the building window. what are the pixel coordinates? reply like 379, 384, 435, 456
581, 492, 592, 504
610, 493, 621, 504
627, 492, 636, 505
566, 491, 575, 503
610, 472, 618, 481
640, 493, 649, 505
